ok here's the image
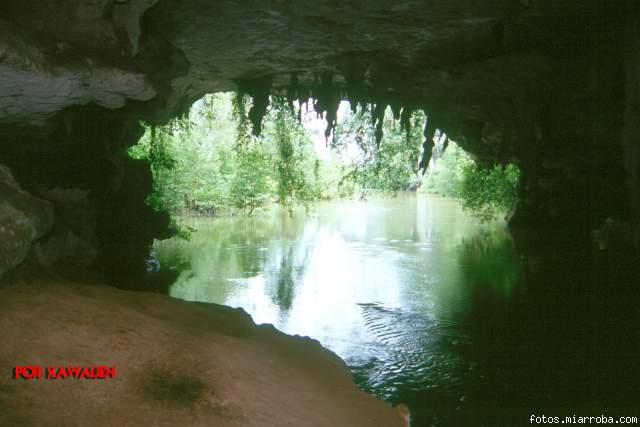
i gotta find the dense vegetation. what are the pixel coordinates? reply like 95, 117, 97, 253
332, 105, 425, 196
128, 93, 338, 215
422, 141, 520, 221
128, 92, 519, 222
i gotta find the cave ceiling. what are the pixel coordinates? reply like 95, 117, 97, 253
1, 0, 614, 143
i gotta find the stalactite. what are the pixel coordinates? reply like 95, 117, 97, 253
418, 115, 432, 175
235, 76, 273, 136
400, 106, 413, 141
390, 102, 402, 121
312, 72, 341, 140
287, 74, 301, 121
372, 102, 387, 148
270, 72, 424, 150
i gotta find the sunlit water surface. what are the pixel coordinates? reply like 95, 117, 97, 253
155, 194, 521, 426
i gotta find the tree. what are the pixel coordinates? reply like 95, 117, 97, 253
127, 92, 339, 216
422, 139, 520, 222
128, 91, 520, 223
458, 163, 520, 222
229, 145, 272, 213
422, 140, 474, 197
333, 104, 425, 196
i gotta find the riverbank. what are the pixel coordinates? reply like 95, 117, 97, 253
0, 279, 406, 426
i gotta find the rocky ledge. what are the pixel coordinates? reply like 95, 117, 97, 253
0, 279, 406, 427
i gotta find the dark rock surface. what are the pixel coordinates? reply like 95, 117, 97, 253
0, 0, 638, 278
0, 165, 53, 277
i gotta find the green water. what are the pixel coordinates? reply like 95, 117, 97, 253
154, 194, 521, 426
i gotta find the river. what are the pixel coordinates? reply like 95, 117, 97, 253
153, 194, 523, 426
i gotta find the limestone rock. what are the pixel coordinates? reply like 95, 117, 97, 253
34, 187, 98, 271
0, 165, 54, 278
0, 280, 407, 427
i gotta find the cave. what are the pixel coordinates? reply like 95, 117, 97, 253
1, 1, 639, 426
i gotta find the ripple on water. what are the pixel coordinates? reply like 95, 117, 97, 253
352, 302, 471, 401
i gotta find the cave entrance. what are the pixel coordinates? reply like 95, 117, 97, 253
129, 91, 522, 426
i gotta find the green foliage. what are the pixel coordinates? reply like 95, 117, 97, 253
458, 163, 520, 222
127, 92, 340, 218
423, 140, 520, 222
422, 141, 474, 197
333, 105, 425, 196
265, 98, 316, 208
128, 93, 250, 215
229, 145, 272, 213
128, 92, 520, 224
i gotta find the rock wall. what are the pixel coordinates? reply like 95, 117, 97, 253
0, 166, 53, 277
508, 8, 631, 246
622, 3, 640, 245
1, 0, 638, 280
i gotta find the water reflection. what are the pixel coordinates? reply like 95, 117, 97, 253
155, 195, 522, 426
